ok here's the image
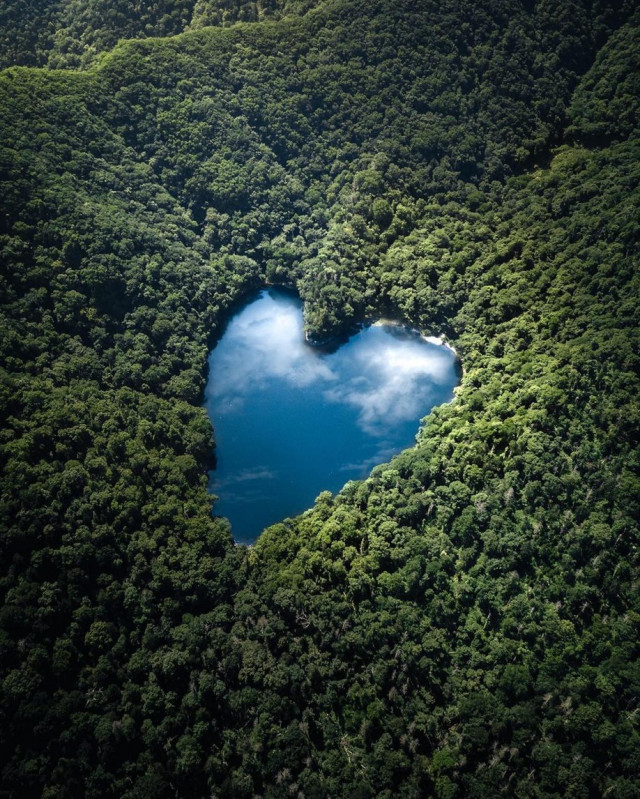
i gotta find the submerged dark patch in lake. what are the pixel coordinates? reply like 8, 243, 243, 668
204, 288, 460, 544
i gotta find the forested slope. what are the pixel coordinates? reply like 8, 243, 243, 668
0, 1, 638, 796
0, 0, 319, 69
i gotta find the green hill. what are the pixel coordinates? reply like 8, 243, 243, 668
0, 1, 638, 796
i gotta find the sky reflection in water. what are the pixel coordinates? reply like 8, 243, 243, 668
204, 288, 459, 543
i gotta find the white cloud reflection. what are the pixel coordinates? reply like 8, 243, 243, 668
338, 444, 398, 474
207, 291, 456, 435
212, 466, 278, 501
324, 336, 454, 436
222, 467, 277, 484
208, 293, 335, 405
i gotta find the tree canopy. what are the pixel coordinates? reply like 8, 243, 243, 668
0, 0, 639, 796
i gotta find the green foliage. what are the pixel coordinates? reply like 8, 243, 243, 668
0, 0, 320, 69
0, 0, 639, 796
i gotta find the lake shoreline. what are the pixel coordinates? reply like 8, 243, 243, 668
204, 288, 460, 542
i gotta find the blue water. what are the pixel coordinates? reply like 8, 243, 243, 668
204, 288, 459, 543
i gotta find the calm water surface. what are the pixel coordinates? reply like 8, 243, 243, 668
204, 288, 459, 543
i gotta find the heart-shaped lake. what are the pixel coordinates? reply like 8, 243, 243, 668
204, 287, 460, 543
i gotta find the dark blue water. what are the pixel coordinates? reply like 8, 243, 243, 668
204, 288, 459, 543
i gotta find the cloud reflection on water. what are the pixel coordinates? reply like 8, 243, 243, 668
205, 290, 461, 540
208, 291, 456, 437
218, 466, 277, 485
209, 295, 335, 406
324, 337, 454, 435
338, 444, 398, 474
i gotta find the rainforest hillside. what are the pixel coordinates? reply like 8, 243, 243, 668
1, 0, 639, 796
0, 0, 320, 69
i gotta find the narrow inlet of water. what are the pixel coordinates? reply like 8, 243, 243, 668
203, 288, 459, 543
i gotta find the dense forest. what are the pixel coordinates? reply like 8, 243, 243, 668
1, 0, 638, 796
0, 0, 319, 69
